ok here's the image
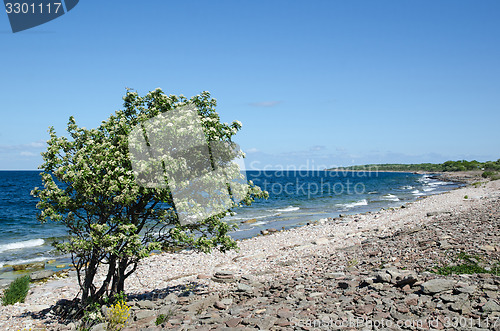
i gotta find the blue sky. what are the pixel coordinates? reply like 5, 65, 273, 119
1, 0, 499, 170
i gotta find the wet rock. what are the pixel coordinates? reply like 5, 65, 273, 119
12, 261, 45, 271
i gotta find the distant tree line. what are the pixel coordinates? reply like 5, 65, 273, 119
328, 159, 500, 174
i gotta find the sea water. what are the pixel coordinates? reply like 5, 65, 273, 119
0, 170, 460, 276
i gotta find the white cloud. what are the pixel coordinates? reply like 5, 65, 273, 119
20, 151, 37, 157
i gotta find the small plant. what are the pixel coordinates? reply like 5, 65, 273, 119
107, 299, 130, 331
464, 195, 468, 199
1, 275, 30, 305
347, 259, 358, 268
82, 301, 103, 327
433, 252, 500, 276
156, 314, 167, 326
155, 308, 174, 326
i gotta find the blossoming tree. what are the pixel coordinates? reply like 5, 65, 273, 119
32, 89, 267, 306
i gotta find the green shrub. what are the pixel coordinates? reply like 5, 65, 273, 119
156, 314, 167, 326
1, 275, 30, 305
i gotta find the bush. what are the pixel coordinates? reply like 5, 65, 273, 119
482, 171, 499, 179
1, 275, 30, 305
31, 89, 267, 306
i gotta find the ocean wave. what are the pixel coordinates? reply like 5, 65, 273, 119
418, 175, 431, 183
382, 194, 400, 201
0, 239, 45, 253
0, 256, 51, 268
368, 191, 378, 194
250, 221, 267, 227
412, 189, 424, 196
423, 187, 435, 192
428, 181, 448, 187
400, 185, 414, 190
274, 206, 300, 212
338, 199, 368, 210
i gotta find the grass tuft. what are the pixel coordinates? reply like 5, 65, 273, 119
1, 275, 30, 305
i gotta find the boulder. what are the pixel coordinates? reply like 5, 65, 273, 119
421, 279, 456, 294
30, 270, 55, 281
482, 300, 500, 313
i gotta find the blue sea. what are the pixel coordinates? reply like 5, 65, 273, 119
0, 170, 460, 280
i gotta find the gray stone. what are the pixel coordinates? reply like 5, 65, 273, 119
456, 285, 477, 294
135, 309, 156, 320
370, 283, 384, 290
66, 322, 77, 331
325, 272, 345, 279
220, 298, 233, 306
482, 300, 500, 313
450, 298, 472, 314
215, 270, 234, 276
375, 271, 391, 283
136, 300, 156, 309
214, 301, 227, 310
313, 237, 329, 245
101, 305, 110, 318
237, 283, 253, 293
420, 279, 456, 294
0, 279, 12, 289
158, 304, 174, 317
90, 323, 107, 331
483, 283, 499, 291
256, 316, 277, 329
163, 293, 178, 304
30, 270, 55, 281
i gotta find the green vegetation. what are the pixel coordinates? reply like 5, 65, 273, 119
1, 275, 30, 305
156, 314, 168, 326
434, 252, 500, 276
482, 170, 500, 180
328, 159, 500, 177
31, 89, 268, 309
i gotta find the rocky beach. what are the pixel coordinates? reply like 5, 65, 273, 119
1, 177, 499, 330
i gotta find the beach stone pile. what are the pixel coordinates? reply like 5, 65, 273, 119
50, 196, 499, 330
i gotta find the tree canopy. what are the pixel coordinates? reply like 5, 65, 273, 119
32, 89, 267, 306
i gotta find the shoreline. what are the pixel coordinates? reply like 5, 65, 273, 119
0, 172, 462, 278
0, 179, 498, 330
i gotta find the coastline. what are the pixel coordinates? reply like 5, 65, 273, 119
0, 179, 498, 330
327, 169, 484, 184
